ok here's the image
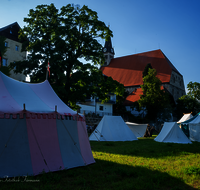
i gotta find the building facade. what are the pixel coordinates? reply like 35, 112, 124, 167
101, 38, 186, 105
77, 94, 116, 116
0, 22, 26, 81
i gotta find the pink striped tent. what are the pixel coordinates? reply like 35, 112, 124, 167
0, 71, 95, 178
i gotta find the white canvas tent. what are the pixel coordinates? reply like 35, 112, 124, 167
177, 113, 193, 124
125, 122, 147, 138
181, 113, 200, 142
189, 124, 200, 142
154, 122, 192, 144
180, 112, 200, 142
89, 115, 138, 141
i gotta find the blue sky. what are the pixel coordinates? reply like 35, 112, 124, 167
1, 0, 200, 90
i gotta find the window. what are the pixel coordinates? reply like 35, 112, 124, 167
15, 45, 19, 51
5, 42, 8, 47
2, 59, 8, 66
99, 106, 103, 111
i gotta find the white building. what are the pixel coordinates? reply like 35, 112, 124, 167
77, 94, 116, 116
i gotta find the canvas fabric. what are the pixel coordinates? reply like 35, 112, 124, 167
180, 112, 200, 142
177, 113, 193, 124
126, 122, 147, 138
0, 72, 95, 177
154, 122, 191, 144
89, 115, 138, 141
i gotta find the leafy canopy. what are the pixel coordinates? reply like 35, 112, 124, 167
176, 95, 200, 119
138, 68, 171, 121
175, 81, 200, 119
187, 81, 200, 100
11, 3, 124, 107
142, 63, 152, 78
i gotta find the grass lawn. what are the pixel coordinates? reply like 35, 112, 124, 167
1, 136, 200, 190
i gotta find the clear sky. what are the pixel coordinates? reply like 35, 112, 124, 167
1, 0, 200, 90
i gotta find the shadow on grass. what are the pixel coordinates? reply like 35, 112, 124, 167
90, 139, 200, 158
0, 159, 196, 190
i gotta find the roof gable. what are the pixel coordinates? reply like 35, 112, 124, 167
0, 22, 21, 42
101, 49, 180, 87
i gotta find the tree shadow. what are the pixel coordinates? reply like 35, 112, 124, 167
90, 139, 200, 158
0, 158, 197, 190
84, 158, 197, 190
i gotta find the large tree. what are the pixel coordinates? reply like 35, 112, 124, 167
11, 4, 124, 107
176, 95, 200, 119
187, 81, 200, 100
138, 68, 171, 122
175, 81, 200, 119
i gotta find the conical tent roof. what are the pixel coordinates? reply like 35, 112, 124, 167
177, 113, 193, 124
188, 113, 200, 124
154, 122, 191, 144
89, 115, 138, 141
0, 71, 95, 178
181, 112, 200, 124
0, 71, 76, 115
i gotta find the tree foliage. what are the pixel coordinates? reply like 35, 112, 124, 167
175, 81, 200, 119
142, 63, 152, 78
187, 81, 200, 100
0, 36, 11, 76
176, 95, 200, 119
138, 68, 171, 121
11, 3, 124, 107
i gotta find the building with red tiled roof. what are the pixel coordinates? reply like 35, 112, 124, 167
101, 38, 186, 105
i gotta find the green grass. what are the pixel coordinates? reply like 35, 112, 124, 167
1, 137, 200, 190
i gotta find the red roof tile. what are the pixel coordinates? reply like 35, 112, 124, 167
101, 49, 180, 87
124, 88, 143, 105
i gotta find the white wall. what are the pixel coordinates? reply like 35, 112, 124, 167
4, 38, 26, 81
77, 102, 113, 116
96, 102, 113, 115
